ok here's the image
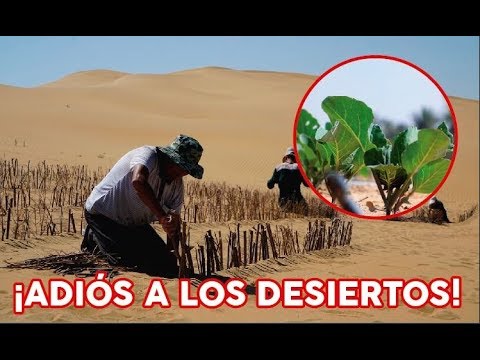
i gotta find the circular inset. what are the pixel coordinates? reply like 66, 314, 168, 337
294, 55, 458, 220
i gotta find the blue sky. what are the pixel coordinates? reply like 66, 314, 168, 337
303, 58, 452, 125
0, 36, 478, 103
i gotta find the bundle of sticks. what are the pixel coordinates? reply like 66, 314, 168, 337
3, 252, 131, 278
167, 221, 195, 278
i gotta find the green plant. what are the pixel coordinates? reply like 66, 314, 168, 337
297, 96, 453, 215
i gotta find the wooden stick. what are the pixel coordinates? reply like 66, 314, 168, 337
183, 222, 194, 273
195, 248, 201, 275
23, 209, 28, 240
218, 231, 223, 270
227, 235, 231, 269
210, 232, 221, 272
71, 212, 76, 233
241, 230, 245, 267
206, 233, 211, 276
249, 230, 254, 264
6, 205, 11, 240
236, 223, 241, 266
14, 208, 20, 239
295, 231, 300, 253
67, 209, 71, 233
265, 223, 278, 258
199, 245, 206, 275
254, 224, 259, 263
260, 225, 268, 260
80, 211, 84, 236
60, 207, 63, 233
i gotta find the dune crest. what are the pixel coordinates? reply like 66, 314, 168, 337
41, 69, 129, 87
0, 67, 316, 189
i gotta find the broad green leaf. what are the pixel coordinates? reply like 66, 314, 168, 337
370, 124, 388, 148
370, 164, 408, 189
298, 133, 314, 148
319, 121, 359, 175
297, 109, 320, 139
297, 142, 314, 161
315, 141, 334, 167
298, 142, 324, 187
297, 136, 318, 165
364, 144, 392, 166
357, 166, 370, 178
438, 121, 454, 151
342, 148, 365, 179
391, 127, 419, 165
297, 136, 334, 185
413, 158, 450, 193
315, 126, 329, 141
321, 96, 375, 153
402, 129, 450, 176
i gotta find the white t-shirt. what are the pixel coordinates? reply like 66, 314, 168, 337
85, 146, 184, 226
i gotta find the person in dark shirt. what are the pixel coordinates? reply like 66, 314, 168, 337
267, 147, 309, 214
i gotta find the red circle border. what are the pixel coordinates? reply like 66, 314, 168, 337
292, 54, 459, 221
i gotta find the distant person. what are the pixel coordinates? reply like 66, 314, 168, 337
81, 134, 204, 277
267, 147, 308, 213
428, 196, 452, 224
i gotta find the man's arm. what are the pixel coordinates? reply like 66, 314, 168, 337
267, 169, 278, 189
131, 164, 179, 234
131, 164, 166, 219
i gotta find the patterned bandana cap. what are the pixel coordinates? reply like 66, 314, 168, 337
158, 134, 204, 179
284, 147, 295, 156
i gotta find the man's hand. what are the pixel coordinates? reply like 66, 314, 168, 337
159, 212, 181, 238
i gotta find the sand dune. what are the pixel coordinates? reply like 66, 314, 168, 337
0, 67, 478, 323
0, 67, 313, 187
41, 69, 129, 88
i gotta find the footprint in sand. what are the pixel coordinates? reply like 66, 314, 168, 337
432, 310, 460, 321
366, 201, 378, 212
414, 306, 435, 315
450, 263, 472, 269
52, 313, 65, 322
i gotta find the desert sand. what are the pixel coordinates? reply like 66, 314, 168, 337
0, 68, 478, 323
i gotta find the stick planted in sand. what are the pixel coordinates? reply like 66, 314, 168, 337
243, 230, 247, 267
218, 231, 223, 270
205, 232, 212, 276
196, 245, 206, 275
236, 223, 241, 266
6, 201, 11, 240
265, 223, 278, 259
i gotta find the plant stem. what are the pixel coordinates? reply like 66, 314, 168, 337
388, 187, 401, 213
393, 188, 413, 213
385, 186, 394, 215
390, 181, 412, 214
371, 171, 388, 212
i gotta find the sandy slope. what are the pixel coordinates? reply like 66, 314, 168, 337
0, 216, 477, 323
0, 67, 313, 188
0, 68, 478, 323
